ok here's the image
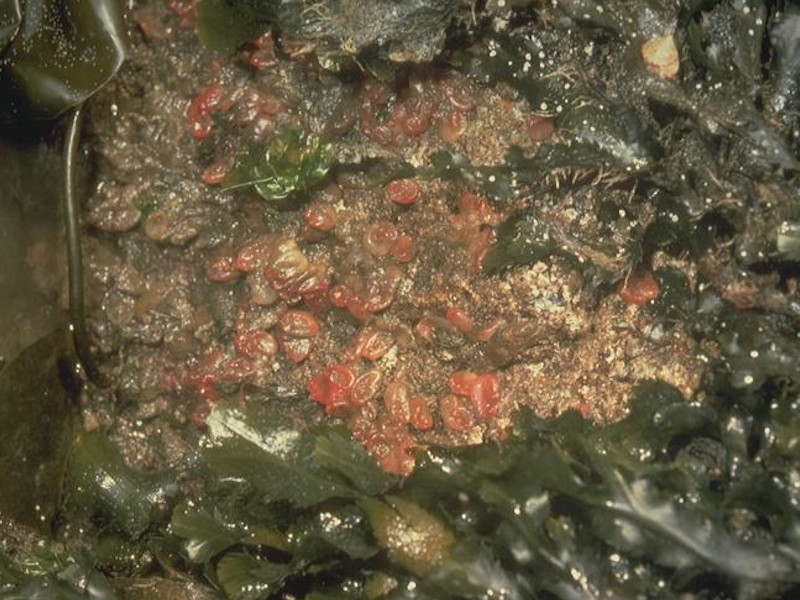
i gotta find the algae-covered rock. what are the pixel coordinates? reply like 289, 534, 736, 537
197, 0, 464, 62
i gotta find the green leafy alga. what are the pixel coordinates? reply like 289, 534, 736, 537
223, 128, 331, 203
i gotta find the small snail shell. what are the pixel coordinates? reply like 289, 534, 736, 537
641, 34, 680, 80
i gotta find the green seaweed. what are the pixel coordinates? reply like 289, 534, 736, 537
215, 553, 290, 600
289, 504, 377, 562
64, 433, 176, 538
482, 213, 561, 276
0, 545, 117, 600
4, 343, 799, 599
170, 504, 287, 565
0, 0, 20, 55
195, 0, 271, 54
456, 1, 797, 279
0, 328, 77, 529
203, 401, 357, 507
0, 0, 126, 122
313, 429, 393, 496
223, 128, 331, 203
768, 7, 800, 155
164, 350, 792, 599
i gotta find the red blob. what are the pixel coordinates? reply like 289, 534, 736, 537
470, 373, 500, 421
207, 252, 239, 283
438, 110, 465, 144
278, 310, 320, 339
448, 370, 477, 396
386, 179, 421, 206
409, 396, 433, 430
384, 380, 411, 425
308, 363, 355, 414
620, 270, 661, 305
234, 329, 278, 361
304, 203, 338, 232
353, 327, 395, 362
187, 82, 225, 140
446, 306, 474, 334
351, 369, 383, 406
391, 234, 417, 263
440, 394, 475, 432
363, 222, 399, 257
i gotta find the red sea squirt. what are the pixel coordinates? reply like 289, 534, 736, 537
168, 0, 198, 27
206, 251, 239, 283
363, 420, 415, 475
329, 285, 350, 308
351, 327, 394, 362
304, 203, 338, 232
278, 310, 319, 364
390, 234, 416, 263
620, 270, 660, 305
440, 394, 475, 432
386, 179, 421, 206
438, 110, 465, 144
187, 75, 226, 140
350, 369, 382, 406
234, 235, 275, 272
308, 363, 355, 415
446, 306, 473, 334
470, 373, 500, 420
448, 370, 477, 396
201, 159, 232, 185
384, 379, 411, 425
409, 396, 433, 430
364, 222, 399, 257
234, 329, 278, 361
278, 309, 319, 339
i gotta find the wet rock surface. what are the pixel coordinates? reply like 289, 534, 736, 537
80, 0, 710, 477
